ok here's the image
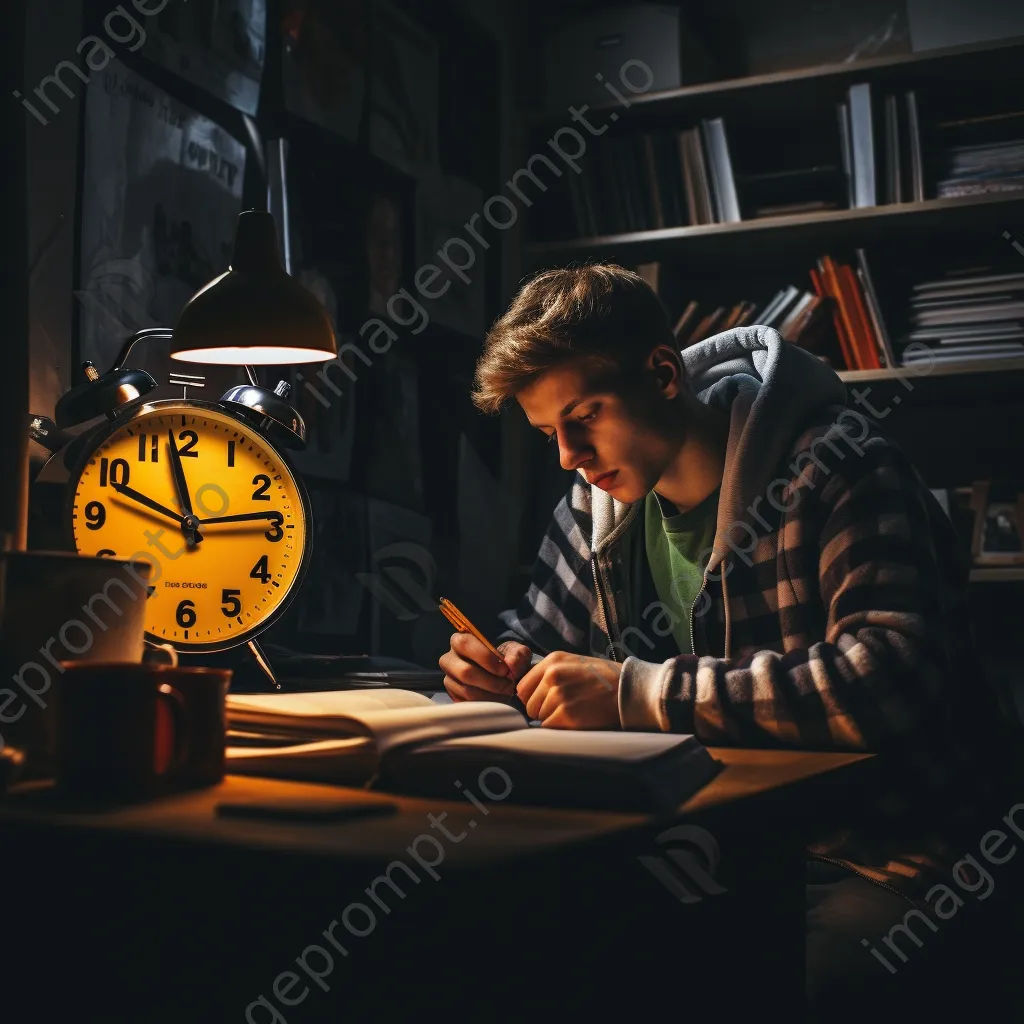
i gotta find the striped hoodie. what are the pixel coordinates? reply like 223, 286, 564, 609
498, 325, 1022, 904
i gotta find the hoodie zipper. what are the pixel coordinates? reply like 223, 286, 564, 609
689, 572, 709, 657
592, 557, 616, 662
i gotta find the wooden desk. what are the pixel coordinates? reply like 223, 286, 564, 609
0, 749, 874, 1023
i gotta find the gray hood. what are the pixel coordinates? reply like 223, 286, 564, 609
589, 325, 847, 569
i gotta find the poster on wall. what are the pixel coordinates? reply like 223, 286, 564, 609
369, 0, 438, 177
281, 0, 367, 141
285, 272, 358, 483
415, 173, 485, 337
294, 490, 367, 636
77, 61, 246, 395
143, 0, 266, 115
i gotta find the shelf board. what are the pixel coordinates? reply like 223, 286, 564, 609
970, 567, 1024, 583
525, 35, 1024, 125
524, 192, 1024, 264
837, 355, 1024, 383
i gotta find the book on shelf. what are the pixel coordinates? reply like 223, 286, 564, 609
906, 91, 925, 202
700, 117, 741, 223
848, 82, 876, 208
856, 248, 898, 367
838, 101, 854, 208
884, 93, 902, 205
641, 134, 666, 230
680, 126, 715, 225
225, 689, 721, 812
672, 299, 701, 339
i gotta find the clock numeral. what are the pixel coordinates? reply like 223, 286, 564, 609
252, 474, 272, 501
84, 501, 106, 530
221, 589, 242, 617
96, 548, 116, 557
137, 434, 159, 462
175, 599, 197, 628
99, 458, 130, 488
265, 513, 284, 542
178, 429, 199, 457
249, 554, 271, 584
227, 440, 236, 467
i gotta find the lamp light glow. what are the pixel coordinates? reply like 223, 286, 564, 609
170, 210, 338, 365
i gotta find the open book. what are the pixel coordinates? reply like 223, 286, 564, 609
226, 689, 720, 813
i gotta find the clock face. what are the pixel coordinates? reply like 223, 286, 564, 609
69, 402, 310, 652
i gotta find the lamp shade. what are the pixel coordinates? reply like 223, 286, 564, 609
170, 210, 338, 365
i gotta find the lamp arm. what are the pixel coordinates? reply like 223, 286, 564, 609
108, 328, 175, 374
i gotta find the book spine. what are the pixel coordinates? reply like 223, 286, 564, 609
855, 248, 898, 367
848, 83, 876, 207
842, 263, 883, 369
705, 117, 742, 222
677, 130, 701, 226
641, 134, 665, 230
673, 299, 701, 342
693, 124, 717, 223
837, 101, 854, 208
813, 261, 857, 370
906, 90, 925, 202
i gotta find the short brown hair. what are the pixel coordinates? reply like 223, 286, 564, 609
472, 263, 675, 414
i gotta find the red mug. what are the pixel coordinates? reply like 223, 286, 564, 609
56, 662, 231, 800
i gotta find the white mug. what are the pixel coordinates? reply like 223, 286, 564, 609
0, 550, 152, 773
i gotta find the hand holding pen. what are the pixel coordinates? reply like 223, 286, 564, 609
437, 597, 533, 706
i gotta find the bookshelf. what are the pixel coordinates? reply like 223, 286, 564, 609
837, 353, 1024, 383
519, 32, 1024, 380
525, 191, 1024, 263
526, 35, 1024, 127
970, 567, 1024, 583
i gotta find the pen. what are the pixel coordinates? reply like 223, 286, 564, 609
438, 596, 512, 676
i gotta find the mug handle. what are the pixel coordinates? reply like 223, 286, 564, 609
156, 682, 189, 777
144, 641, 179, 668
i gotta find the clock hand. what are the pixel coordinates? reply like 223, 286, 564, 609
167, 430, 202, 547
110, 483, 187, 525
199, 511, 283, 525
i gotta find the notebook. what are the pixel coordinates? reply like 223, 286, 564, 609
226, 689, 721, 813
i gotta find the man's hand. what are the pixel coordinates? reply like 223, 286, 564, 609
516, 651, 621, 729
439, 636, 533, 704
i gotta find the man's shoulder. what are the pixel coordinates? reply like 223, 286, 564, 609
784, 404, 923, 498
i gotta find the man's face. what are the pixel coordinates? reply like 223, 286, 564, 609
516, 355, 683, 504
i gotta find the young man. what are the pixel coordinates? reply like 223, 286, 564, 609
438, 264, 1022, 1017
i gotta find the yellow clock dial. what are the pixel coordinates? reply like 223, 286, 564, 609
70, 403, 309, 651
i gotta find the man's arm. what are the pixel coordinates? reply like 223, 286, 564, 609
619, 440, 962, 753
496, 480, 597, 658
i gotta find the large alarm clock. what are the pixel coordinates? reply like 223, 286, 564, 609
68, 399, 311, 652
32, 328, 314, 673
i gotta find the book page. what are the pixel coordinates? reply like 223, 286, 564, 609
420, 729, 694, 761
225, 689, 526, 748
226, 688, 436, 738
363, 701, 527, 754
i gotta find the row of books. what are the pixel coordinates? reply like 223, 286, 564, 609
900, 269, 1024, 367
564, 120, 739, 237
668, 284, 831, 351
840, 84, 925, 206
547, 85, 1024, 243
642, 250, 895, 371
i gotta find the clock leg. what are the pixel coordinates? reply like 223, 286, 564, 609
248, 639, 281, 691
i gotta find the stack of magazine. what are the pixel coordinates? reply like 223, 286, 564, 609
901, 269, 1024, 367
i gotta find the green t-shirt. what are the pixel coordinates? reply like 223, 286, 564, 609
644, 487, 720, 655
